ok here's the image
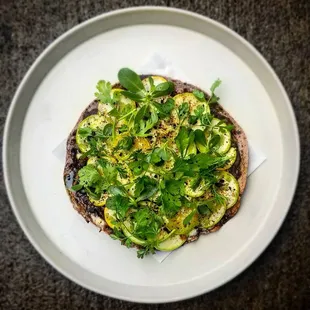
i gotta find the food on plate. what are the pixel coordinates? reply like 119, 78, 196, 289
64, 68, 248, 258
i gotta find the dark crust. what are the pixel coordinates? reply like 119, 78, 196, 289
63, 75, 249, 246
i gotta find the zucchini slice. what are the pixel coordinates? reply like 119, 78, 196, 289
217, 147, 237, 170
111, 88, 135, 105
133, 137, 151, 152
76, 114, 107, 153
98, 88, 135, 114
166, 207, 199, 235
184, 177, 206, 197
104, 208, 117, 228
156, 234, 186, 251
199, 201, 226, 229
142, 76, 167, 92
215, 171, 239, 209
209, 118, 231, 154
122, 219, 147, 246
173, 92, 211, 125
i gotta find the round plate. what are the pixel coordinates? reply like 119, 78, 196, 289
3, 7, 299, 303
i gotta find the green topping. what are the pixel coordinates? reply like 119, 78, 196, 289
71, 68, 238, 258
95, 80, 114, 105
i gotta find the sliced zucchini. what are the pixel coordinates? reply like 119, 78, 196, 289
199, 201, 226, 229
111, 88, 135, 106
142, 76, 167, 92
98, 88, 135, 114
104, 208, 118, 228
89, 192, 108, 207
133, 137, 151, 152
166, 207, 199, 235
209, 118, 231, 155
184, 177, 206, 197
122, 219, 147, 246
76, 114, 107, 153
155, 234, 186, 251
217, 147, 237, 170
173, 92, 211, 123
214, 171, 239, 209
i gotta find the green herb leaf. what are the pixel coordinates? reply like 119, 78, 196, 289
71, 184, 83, 191
134, 104, 148, 124
121, 90, 145, 102
177, 102, 189, 120
116, 136, 133, 150
134, 176, 158, 202
78, 127, 92, 138
151, 98, 175, 117
208, 134, 221, 150
175, 126, 192, 157
106, 194, 130, 220
118, 68, 145, 93
78, 165, 101, 188
133, 208, 162, 240
208, 79, 222, 104
194, 129, 208, 153
109, 108, 120, 118
95, 80, 113, 104
193, 90, 205, 102
210, 79, 222, 93
148, 76, 155, 92
183, 209, 197, 226
152, 82, 174, 98
198, 204, 211, 215
108, 185, 127, 196
135, 112, 158, 136
165, 179, 185, 196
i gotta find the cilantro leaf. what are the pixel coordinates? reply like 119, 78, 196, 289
160, 179, 185, 217
193, 90, 205, 102
149, 147, 171, 164
95, 80, 113, 104
135, 112, 158, 136
165, 179, 185, 196
161, 190, 182, 217
78, 165, 101, 188
116, 136, 133, 150
134, 176, 158, 202
177, 102, 189, 121
208, 79, 222, 104
210, 79, 222, 93
100, 164, 118, 184
106, 194, 130, 220
132, 208, 162, 240
78, 127, 92, 138
151, 98, 175, 117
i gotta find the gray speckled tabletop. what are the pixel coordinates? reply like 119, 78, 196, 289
1, 1, 309, 309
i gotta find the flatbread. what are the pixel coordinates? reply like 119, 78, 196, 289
64, 76, 249, 244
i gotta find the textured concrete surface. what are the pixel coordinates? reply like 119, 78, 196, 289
0, 0, 310, 309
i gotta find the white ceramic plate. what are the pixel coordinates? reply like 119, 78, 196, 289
3, 7, 299, 303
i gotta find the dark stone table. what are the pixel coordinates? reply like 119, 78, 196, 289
0, 1, 309, 309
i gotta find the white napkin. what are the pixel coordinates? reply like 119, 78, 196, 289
53, 54, 266, 263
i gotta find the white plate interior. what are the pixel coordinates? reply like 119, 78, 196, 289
4, 8, 299, 302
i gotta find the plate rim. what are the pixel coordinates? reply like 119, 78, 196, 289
3, 6, 300, 303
